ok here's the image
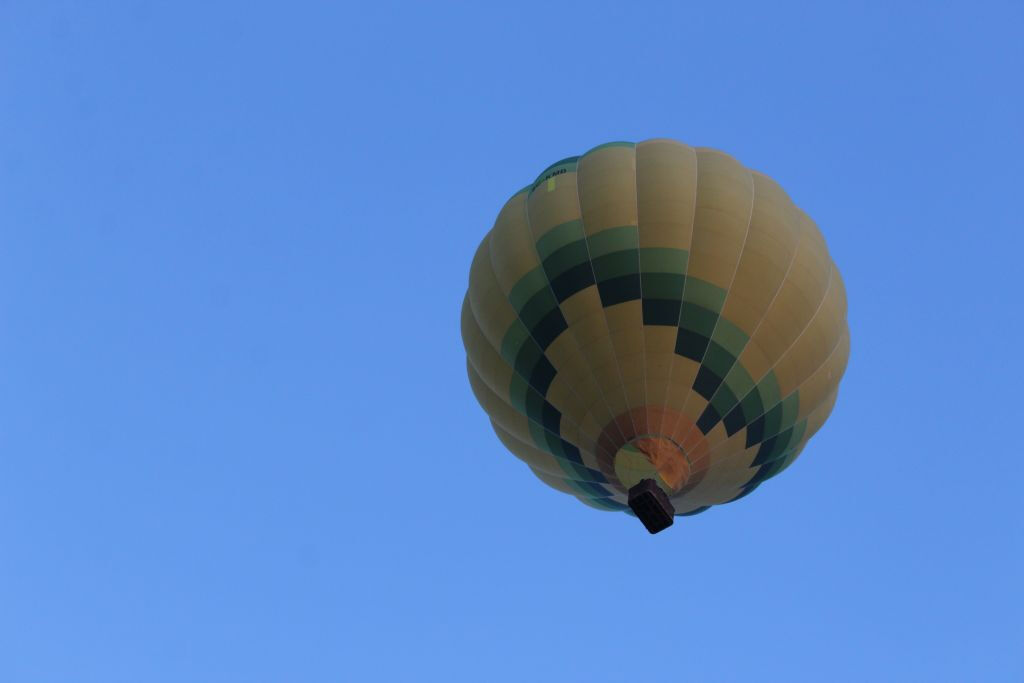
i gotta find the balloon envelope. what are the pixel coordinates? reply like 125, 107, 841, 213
462, 139, 849, 529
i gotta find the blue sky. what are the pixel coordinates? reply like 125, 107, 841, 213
1, 2, 1021, 681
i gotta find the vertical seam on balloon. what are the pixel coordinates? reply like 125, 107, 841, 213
630, 143, 650, 436
664, 174, 808, 509
516, 174, 633, 468
670, 179, 808, 470
490, 422, 621, 498
680, 262, 843, 503
731, 348, 845, 491
686, 366, 844, 507
572, 147, 642, 453
680, 318, 847, 502
464, 300, 605, 478
665, 156, 757, 458
483, 218, 614, 475
469, 219, 606, 475
649, 142, 699, 441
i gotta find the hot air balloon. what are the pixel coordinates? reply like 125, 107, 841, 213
461, 139, 849, 533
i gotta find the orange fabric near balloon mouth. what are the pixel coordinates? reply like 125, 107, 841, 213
630, 436, 690, 490
596, 406, 711, 494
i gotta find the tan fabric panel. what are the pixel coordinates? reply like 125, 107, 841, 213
465, 359, 534, 448
530, 467, 626, 505
692, 417, 732, 462
466, 359, 604, 475
466, 234, 520, 353
636, 140, 699, 415
718, 173, 803, 334
804, 388, 840, 440
636, 139, 698, 249
667, 172, 808, 457
686, 149, 754, 289
461, 295, 599, 450
460, 296, 514, 397
733, 211, 831, 381
794, 329, 851, 422
527, 168, 583, 231
492, 423, 605, 483
773, 265, 848, 397
487, 191, 536, 292
485, 192, 614, 432
484, 181, 632, 447
492, 423, 565, 479
526, 168, 632, 443
530, 467, 583, 495
575, 145, 645, 436
685, 380, 843, 506
576, 144, 638, 234
663, 358, 701, 409
544, 338, 603, 420
673, 500, 714, 515
666, 150, 755, 439
680, 441, 760, 506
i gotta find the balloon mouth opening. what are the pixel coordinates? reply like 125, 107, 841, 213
613, 434, 691, 494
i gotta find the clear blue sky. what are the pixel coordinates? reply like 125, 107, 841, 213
1, 2, 1021, 681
